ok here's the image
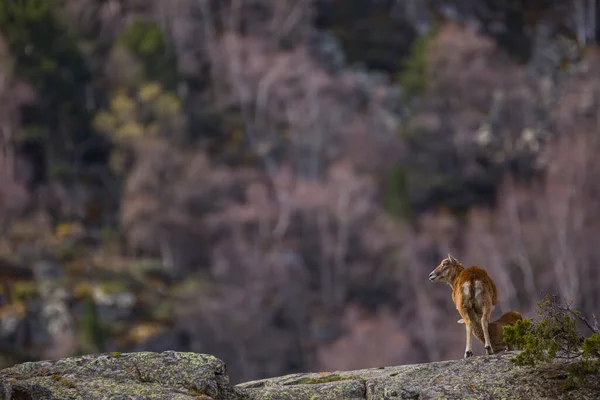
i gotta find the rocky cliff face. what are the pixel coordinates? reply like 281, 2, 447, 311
1, 351, 598, 400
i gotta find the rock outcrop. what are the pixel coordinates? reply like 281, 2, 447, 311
0, 352, 235, 400
1, 351, 598, 399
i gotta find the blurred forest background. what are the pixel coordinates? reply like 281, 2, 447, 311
0, 0, 599, 384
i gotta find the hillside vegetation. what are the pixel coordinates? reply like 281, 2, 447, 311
0, 0, 599, 384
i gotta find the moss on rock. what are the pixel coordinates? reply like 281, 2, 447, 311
0, 351, 238, 400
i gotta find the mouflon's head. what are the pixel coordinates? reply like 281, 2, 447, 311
428, 254, 460, 283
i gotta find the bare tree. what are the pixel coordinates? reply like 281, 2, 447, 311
0, 36, 35, 233
574, 0, 597, 46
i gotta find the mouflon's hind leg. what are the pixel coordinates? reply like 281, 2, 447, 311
462, 315, 474, 358
481, 305, 494, 355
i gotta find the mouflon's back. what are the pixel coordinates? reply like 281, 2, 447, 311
451, 266, 498, 307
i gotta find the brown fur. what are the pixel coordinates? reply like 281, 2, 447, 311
458, 311, 523, 352
429, 254, 499, 357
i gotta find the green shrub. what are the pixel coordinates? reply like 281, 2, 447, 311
0, 0, 98, 182
0, 0, 89, 93
383, 165, 411, 220
117, 18, 177, 89
80, 295, 106, 353
503, 294, 600, 390
118, 19, 166, 57
398, 24, 439, 101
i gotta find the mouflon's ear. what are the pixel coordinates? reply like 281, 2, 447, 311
448, 254, 456, 263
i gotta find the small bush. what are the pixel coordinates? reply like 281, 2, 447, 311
383, 165, 411, 220
118, 19, 166, 57
503, 294, 600, 390
117, 18, 177, 89
398, 24, 439, 101
93, 83, 184, 148
80, 295, 106, 352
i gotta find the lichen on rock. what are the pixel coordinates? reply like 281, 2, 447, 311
0, 351, 237, 400
2, 351, 600, 399
238, 352, 600, 400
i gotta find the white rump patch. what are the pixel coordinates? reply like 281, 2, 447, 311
462, 282, 471, 297
474, 281, 485, 297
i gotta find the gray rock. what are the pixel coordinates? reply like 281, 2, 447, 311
0, 351, 238, 400
238, 352, 600, 400
2, 351, 599, 400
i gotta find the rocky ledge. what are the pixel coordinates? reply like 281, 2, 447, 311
1, 351, 598, 400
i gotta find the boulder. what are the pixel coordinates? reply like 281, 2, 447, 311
0, 351, 237, 400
